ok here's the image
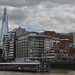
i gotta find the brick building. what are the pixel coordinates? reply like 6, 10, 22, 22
60, 39, 70, 56
46, 49, 68, 61
69, 48, 75, 59
45, 31, 73, 44
45, 31, 73, 56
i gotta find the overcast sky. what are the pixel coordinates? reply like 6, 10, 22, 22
0, 0, 75, 33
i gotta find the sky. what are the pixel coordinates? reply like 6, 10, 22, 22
0, 0, 75, 33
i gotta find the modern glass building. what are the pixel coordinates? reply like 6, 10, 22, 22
2, 27, 26, 62
2, 31, 17, 62
1, 8, 8, 46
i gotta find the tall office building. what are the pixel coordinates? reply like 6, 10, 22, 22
1, 8, 8, 45
2, 27, 26, 62
2, 32, 17, 62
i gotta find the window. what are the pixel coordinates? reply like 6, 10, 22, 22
50, 33, 52, 36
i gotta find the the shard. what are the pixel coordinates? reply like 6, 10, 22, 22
1, 8, 8, 45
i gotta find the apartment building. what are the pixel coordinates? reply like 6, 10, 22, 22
46, 49, 68, 61
44, 31, 72, 56
16, 32, 52, 60
50, 38, 60, 49
16, 37, 28, 58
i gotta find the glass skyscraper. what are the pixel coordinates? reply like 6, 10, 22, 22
1, 8, 8, 45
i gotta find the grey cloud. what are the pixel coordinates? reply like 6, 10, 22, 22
50, 0, 75, 5
8, 8, 27, 21
0, 7, 27, 22
0, 0, 75, 33
23, 3, 75, 33
0, 7, 5, 20
0, 0, 74, 7
0, 0, 49, 7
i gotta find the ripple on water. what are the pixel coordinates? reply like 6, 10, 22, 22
0, 69, 75, 75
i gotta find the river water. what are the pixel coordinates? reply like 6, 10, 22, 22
0, 69, 75, 75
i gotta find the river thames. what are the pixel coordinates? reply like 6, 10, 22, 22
0, 69, 75, 75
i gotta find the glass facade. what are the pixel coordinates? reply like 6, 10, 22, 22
2, 32, 17, 62
1, 8, 8, 45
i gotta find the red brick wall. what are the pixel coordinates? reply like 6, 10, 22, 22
45, 31, 73, 44
60, 40, 70, 56
45, 31, 56, 37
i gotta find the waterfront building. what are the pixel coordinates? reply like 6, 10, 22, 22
45, 31, 73, 44
60, 39, 70, 56
2, 27, 26, 62
43, 31, 73, 56
46, 49, 56, 60
50, 38, 69, 57
8, 31, 17, 61
46, 49, 68, 61
2, 32, 17, 62
16, 32, 70, 60
1, 8, 8, 46
69, 48, 75, 59
50, 38, 60, 49
2, 35, 9, 61
16, 32, 52, 60
46, 38, 68, 60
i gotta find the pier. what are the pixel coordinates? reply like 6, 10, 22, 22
0, 62, 40, 72
0, 61, 50, 72
40, 61, 50, 72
